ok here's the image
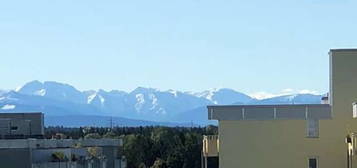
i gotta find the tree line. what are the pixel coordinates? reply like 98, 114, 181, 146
45, 126, 218, 168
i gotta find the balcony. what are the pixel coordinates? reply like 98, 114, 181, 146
202, 135, 219, 157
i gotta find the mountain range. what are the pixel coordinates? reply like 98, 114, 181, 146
0, 81, 324, 126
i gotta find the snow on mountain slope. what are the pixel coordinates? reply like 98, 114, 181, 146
125, 87, 212, 121
1, 104, 16, 110
194, 88, 254, 104
0, 91, 99, 115
86, 89, 132, 117
249, 94, 322, 105
17, 80, 87, 104
2, 81, 324, 125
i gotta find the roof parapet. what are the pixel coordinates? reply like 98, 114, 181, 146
208, 104, 331, 121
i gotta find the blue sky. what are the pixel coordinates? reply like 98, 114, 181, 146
1, 0, 357, 97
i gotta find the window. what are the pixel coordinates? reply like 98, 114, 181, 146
308, 157, 318, 168
10, 126, 18, 131
307, 119, 319, 138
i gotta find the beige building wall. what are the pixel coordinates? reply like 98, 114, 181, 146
217, 49, 357, 168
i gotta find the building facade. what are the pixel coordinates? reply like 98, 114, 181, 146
0, 113, 44, 139
0, 113, 126, 168
0, 138, 126, 168
208, 49, 357, 168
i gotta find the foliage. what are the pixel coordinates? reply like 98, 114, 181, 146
103, 131, 117, 138
84, 133, 101, 139
150, 158, 167, 168
138, 163, 147, 168
73, 142, 82, 148
53, 133, 67, 139
45, 125, 218, 168
51, 151, 67, 162
88, 147, 101, 158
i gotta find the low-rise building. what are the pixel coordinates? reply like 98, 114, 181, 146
0, 112, 44, 139
0, 112, 126, 168
0, 138, 125, 168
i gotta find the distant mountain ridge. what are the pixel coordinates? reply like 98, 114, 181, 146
0, 81, 324, 126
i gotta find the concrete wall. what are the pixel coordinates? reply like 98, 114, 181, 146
0, 113, 44, 137
209, 104, 331, 120
0, 138, 123, 168
217, 49, 357, 168
0, 138, 122, 149
102, 146, 116, 168
32, 147, 117, 168
329, 49, 357, 167
0, 148, 31, 168
32, 161, 107, 168
32, 148, 74, 163
219, 119, 344, 168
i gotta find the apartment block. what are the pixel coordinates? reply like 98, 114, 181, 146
207, 49, 357, 168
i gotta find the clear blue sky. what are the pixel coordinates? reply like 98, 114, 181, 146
1, 0, 357, 95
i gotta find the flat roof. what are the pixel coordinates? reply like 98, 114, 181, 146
330, 48, 357, 52
208, 104, 331, 121
0, 139, 123, 149
0, 112, 43, 115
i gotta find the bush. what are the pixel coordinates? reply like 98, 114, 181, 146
51, 151, 67, 162
150, 158, 167, 168
84, 133, 101, 139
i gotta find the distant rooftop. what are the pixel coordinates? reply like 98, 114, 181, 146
0, 138, 122, 149
330, 49, 357, 53
208, 104, 331, 121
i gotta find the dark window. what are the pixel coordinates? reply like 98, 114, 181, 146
309, 158, 318, 168
10, 126, 18, 131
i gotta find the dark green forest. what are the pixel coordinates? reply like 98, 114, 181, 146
45, 126, 218, 168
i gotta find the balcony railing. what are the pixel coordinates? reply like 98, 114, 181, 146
202, 135, 219, 157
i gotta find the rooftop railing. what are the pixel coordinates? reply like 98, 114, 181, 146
208, 104, 331, 121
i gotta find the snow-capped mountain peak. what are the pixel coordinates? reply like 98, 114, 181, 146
194, 88, 220, 101
16, 80, 86, 104
167, 89, 179, 97
1, 81, 323, 124
34, 89, 46, 96
16, 80, 43, 94
1, 104, 16, 110
193, 88, 254, 105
